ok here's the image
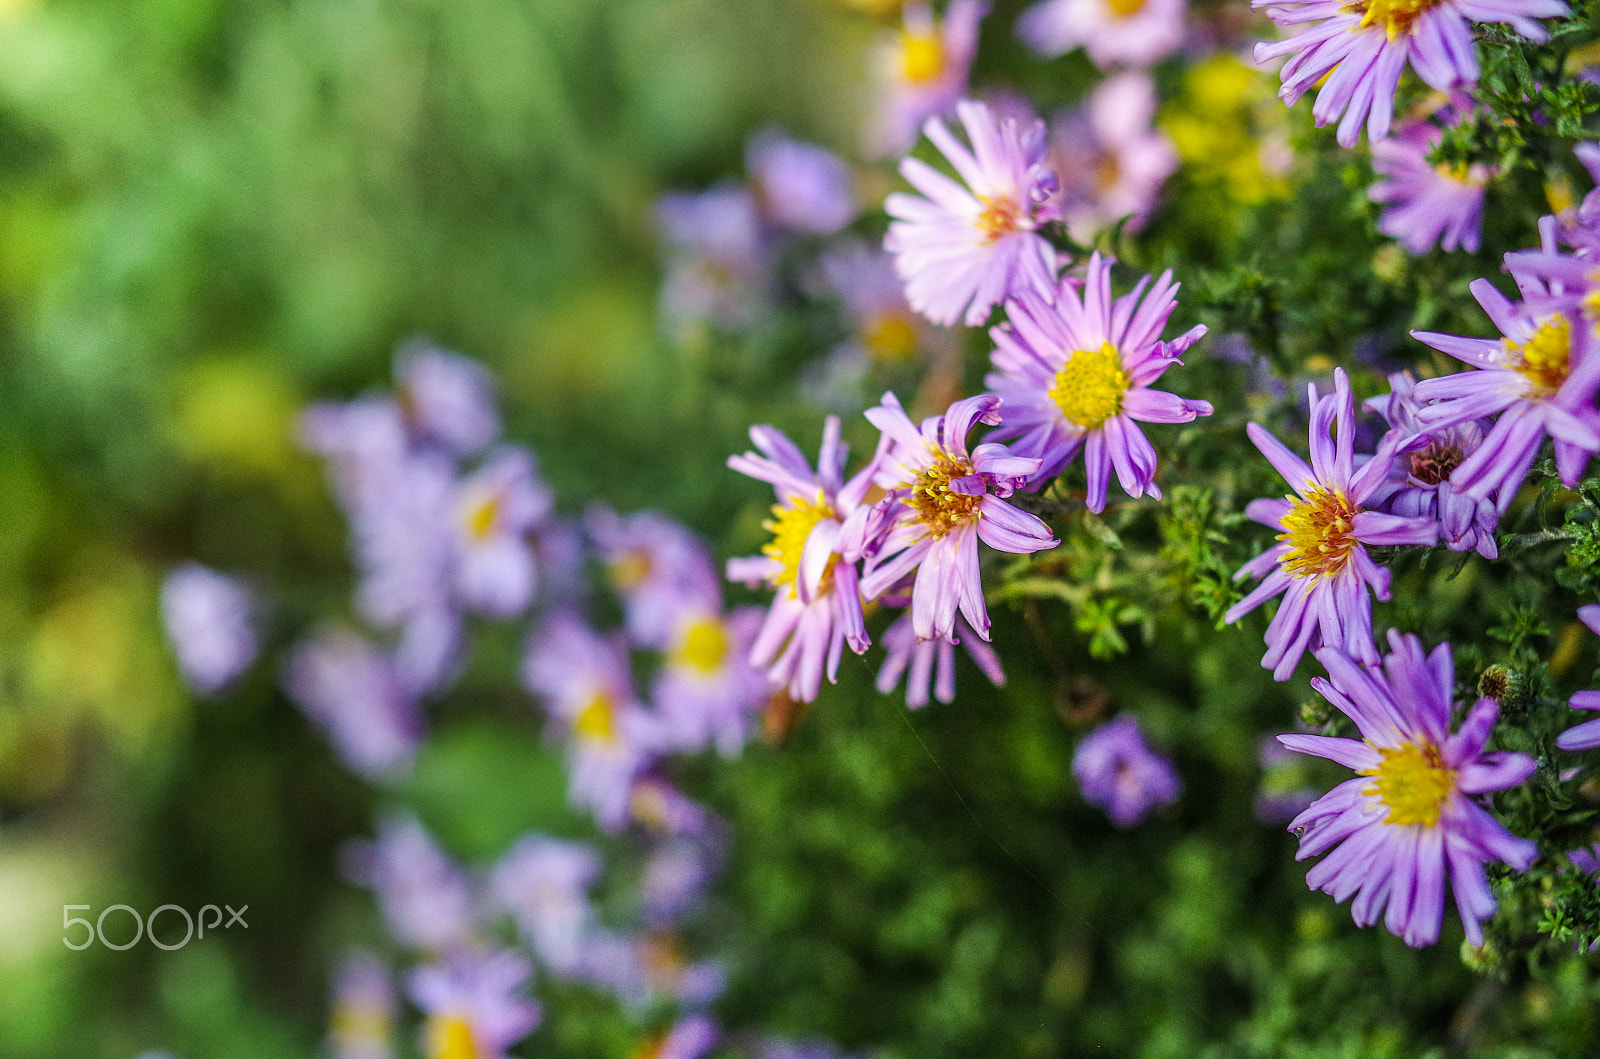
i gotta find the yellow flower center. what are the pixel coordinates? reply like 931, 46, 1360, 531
899, 29, 946, 85
1277, 485, 1360, 580
1049, 341, 1128, 429
863, 311, 920, 363
675, 615, 729, 675
608, 549, 652, 590
1361, 740, 1456, 828
976, 194, 1021, 244
761, 491, 837, 598
629, 1034, 669, 1059
903, 449, 983, 540
1104, 0, 1147, 18
331, 1000, 390, 1049
1506, 312, 1571, 396
426, 1015, 482, 1059
1351, 0, 1441, 40
575, 690, 618, 746
465, 492, 500, 542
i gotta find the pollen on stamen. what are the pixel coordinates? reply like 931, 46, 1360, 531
976, 194, 1022, 244
1049, 341, 1129, 429
760, 491, 837, 597
1361, 740, 1456, 828
899, 29, 946, 85
903, 449, 984, 540
1276, 485, 1361, 580
1506, 312, 1571, 396
1350, 0, 1440, 40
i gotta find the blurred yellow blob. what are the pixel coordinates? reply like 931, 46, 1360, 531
173, 356, 303, 480
1161, 54, 1293, 206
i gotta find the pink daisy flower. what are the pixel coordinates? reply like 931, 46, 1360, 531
885, 99, 1063, 328
1017, 0, 1187, 70
726, 417, 882, 703
858, 392, 1058, 643
1225, 368, 1437, 680
1282, 632, 1538, 947
872, 0, 987, 158
1370, 103, 1493, 254
1253, 0, 1567, 148
984, 252, 1211, 510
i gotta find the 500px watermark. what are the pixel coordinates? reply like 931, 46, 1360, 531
62, 904, 248, 951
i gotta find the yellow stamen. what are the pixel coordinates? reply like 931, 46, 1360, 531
1277, 485, 1360, 580
1505, 313, 1571, 396
1049, 341, 1128, 429
1351, 0, 1440, 40
1361, 740, 1455, 828
331, 1001, 390, 1049
761, 491, 837, 598
976, 194, 1021, 243
608, 549, 652, 590
903, 449, 982, 540
575, 691, 618, 746
1104, 0, 1148, 18
465, 493, 500, 542
425, 1015, 481, 1059
899, 29, 945, 85
675, 616, 730, 675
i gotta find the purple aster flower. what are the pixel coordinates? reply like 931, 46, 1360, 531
450, 446, 551, 618
588, 506, 722, 650
1411, 278, 1600, 498
285, 625, 423, 780
640, 830, 725, 927
1073, 714, 1181, 828
726, 416, 881, 703
1046, 72, 1179, 246
858, 392, 1058, 643
1557, 605, 1600, 752
408, 949, 540, 1059
1253, 0, 1567, 148
489, 835, 600, 978
747, 129, 858, 236
875, 607, 1004, 708
577, 929, 724, 1010
393, 339, 501, 458
1281, 632, 1538, 947
632, 1016, 718, 1059
653, 601, 769, 756
160, 563, 258, 696
1370, 103, 1493, 254
1551, 141, 1600, 254
872, 0, 987, 158
629, 774, 719, 839
1364, 370, 1503, 558
657, 182, 772, 339
1018, 0, 1187, 70
329, 951, 396, 1059
343, 815, 476, 954
523, 614, 662, 830
885, 99, 1062, 328
985, 252, 1212, 510
1225, 368, 1438, 680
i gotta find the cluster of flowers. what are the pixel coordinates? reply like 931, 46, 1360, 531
162, 343, 860, 1059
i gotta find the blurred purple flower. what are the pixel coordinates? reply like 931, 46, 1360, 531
343, 815, 476, 954
1282, 632, 1537, 947
489, 835, 601, 978
657, 182, 772, 339
747, 129, 858, 236
160, 563, 258, 696
1073, 714, 1180, 828
653, 602, 769, 756
285, 625, 423, 779
450, 446, 551, 618
523, 614, 662, 830
872, 0, 987, 158
1225, 368, 1436, 680
1018, 0, 1187, 70
1047, 72, 1179, 245
1370, 106, 1492, 254
1254, 735, 1320, 825
329, 951, 396, 1059
394, 339, 501, 458
589, 506, 722, 650
576, 929, 724, 1010
408, 949, 540, 1059
985, 252, 1211, 511
885, 99, 1062, 328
